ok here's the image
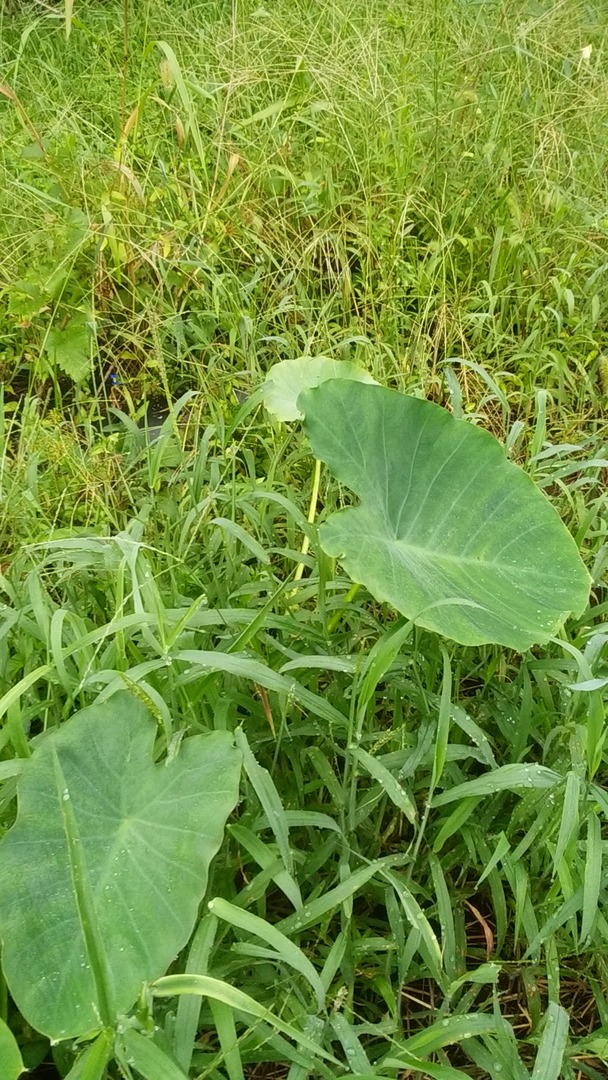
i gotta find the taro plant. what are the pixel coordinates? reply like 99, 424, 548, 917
299, 378, 590, 650
0, 692, 241, 1076
263, 357, 590, 650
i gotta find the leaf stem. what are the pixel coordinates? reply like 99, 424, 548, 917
327, 581, 361, 634
294, 457, 321, 582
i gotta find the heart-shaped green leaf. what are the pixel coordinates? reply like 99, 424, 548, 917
300, 380, 590, 649
0, 693, 241, 1040
261, 356, 375, 421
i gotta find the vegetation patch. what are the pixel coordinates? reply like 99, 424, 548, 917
0, 1, 608, 1077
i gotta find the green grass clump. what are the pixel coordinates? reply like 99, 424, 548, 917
1, 1, 608, 1077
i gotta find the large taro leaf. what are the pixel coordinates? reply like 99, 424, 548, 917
300, 380, 590, 650
261, 356, 376, 421
0, 693, 241, 1040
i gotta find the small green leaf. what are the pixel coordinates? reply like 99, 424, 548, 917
8, 279, 46, 321
44, 315, 92, 383
0, 1017, 24, 1080
261, 356, 375, 421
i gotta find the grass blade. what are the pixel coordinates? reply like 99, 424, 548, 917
531, 1003, 569, 1080
173, 914, 217, 1072
353, 748, 417, 824
433, 764, 561, 806
118, 1030, 188, 1080
235, 728, 297, 883
552, 771, 579, 874
209, 1000, 245, 1080
278, 862, 383, 936
208, 898, 325, 1010
65, 0, 74, 38
581, 811, 602, 944
151, 975, 340, 1065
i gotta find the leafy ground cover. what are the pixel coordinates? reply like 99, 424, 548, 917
1, 0, 608, 1077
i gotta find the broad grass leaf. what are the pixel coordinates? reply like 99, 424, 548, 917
356, 620, 413, 717
433, 763, 562, 806
156, 41, 206, 164
151, 974, 340, 1065
236, 727, 296, 882
209, 897, 325, 1010
174, 650, 348, 729
229, 824, 302, 908
208, 1000, 244, 1080
399, 1012, 502, 1055
0, 1017, 24, 1080
0, 692, 241, 1040
382, 1060, 476, 1080
261, 356, 375, 422
581, 811, 602, 943
299, 381, 590, 650
531, 1003, 569, 1080
383, 869, 445, 987
330, 1013, 371, 1072
552, 770, 580, 873
173, 914, 217, 1072
353, 748, 416, 823
278, 862, 383, 935
463, 1032, 530, 1079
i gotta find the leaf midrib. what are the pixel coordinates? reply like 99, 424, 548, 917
328, 514, 556, 579
52, 747, 115, 1028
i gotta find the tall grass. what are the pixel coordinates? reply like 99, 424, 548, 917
1, 0, 607, 411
